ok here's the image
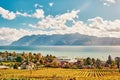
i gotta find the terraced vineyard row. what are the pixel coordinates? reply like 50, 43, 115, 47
0, 68, 120, 80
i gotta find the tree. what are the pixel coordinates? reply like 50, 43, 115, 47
107, 55, 112, 64
76, 60, 83, 69
44, 54, 54, 63
106, 55, 113, 68
40, 59, 44, 64
115, 57, 120, 69
22, 52, 28, 61
51, 59, 59, 68
16, 56, 23, 62
85, 57, 92, 65
3, 51, 8, 58
35, 53, 42, 61
96, 59, 102, 69
12, 51, 17, 57
28, 52, 35, 61
92, 58, 96, 65
13, 63, 19, 69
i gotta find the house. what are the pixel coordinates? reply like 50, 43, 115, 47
57, 56, 71, 63
0, 66, 9, 69
0, 56, 3, 62
101, 61, 106, 66
8, 56, 15, 61
68, 58, 77, 63
57, 56, 77, 67
20, 61, 35, 69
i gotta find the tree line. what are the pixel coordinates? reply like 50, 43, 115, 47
0, 51, 120, 70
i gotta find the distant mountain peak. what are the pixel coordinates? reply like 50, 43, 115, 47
11, 33, 120, 46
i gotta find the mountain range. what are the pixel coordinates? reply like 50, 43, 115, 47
11, 33, 120, 46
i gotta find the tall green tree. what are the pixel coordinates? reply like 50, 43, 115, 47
85, 57, 92, 65
115, 57, 120, 69
96, 59, 102, 69
92, 58, 96, 65
16, 56, 23, 62
106, 55, 113, 68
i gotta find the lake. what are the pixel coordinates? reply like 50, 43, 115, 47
0, 46, 120, 60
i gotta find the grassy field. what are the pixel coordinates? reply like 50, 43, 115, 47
0, 68, 120, 80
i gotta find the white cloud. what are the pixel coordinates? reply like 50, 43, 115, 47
34, 4, 39, 8
28, 9, 120, 38
34, 4, 43, 8
88, 17, 120, 32
16, 9, 44, 19
0, 7, 45, 20
49, 2, 54, 7
32, 9, 44, 18
16, 11, 31, 17
0, 7, 16, 20
101, 0, 116, 6
59, 17, 120, 38
0, 27, 31, 45
104, 0, 116, 3
29, 10, 80, 30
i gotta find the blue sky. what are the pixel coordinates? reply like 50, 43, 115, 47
0, 0, 120, 45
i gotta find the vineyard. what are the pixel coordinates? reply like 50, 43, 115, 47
0, 68, 120, 80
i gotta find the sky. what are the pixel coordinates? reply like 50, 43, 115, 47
0, 0, 120, 45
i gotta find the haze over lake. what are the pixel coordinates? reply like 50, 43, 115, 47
0, 46, 119, 60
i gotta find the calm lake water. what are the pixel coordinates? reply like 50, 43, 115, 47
0, 46, 120, 60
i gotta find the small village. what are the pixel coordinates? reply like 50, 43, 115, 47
0, 51, 120, 70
